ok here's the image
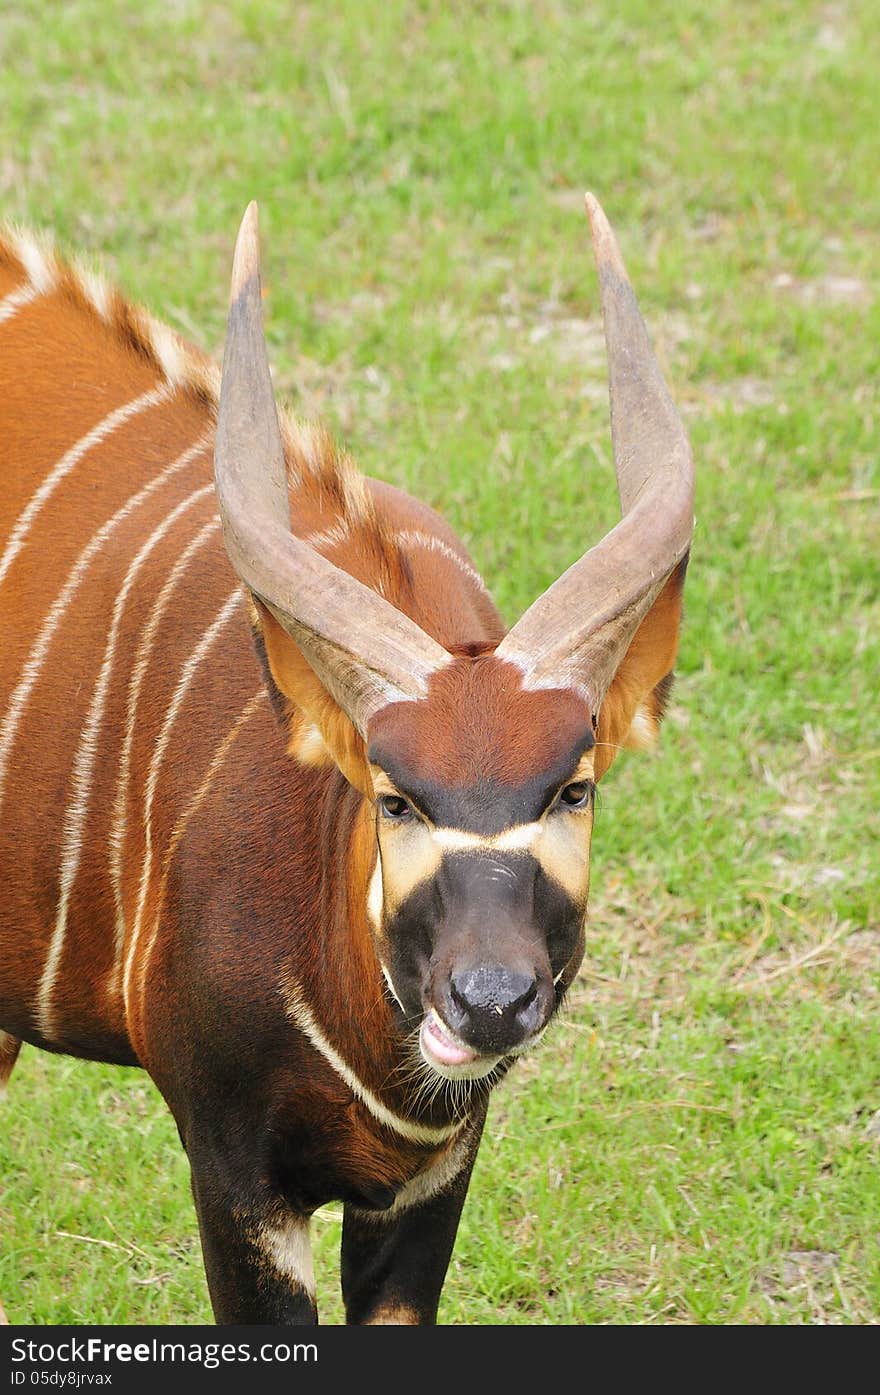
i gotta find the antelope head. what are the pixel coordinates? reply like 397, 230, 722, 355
214, 197, 694, 1082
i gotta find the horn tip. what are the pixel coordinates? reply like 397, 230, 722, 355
584, 192, 627, 280
230, 201, 261, 303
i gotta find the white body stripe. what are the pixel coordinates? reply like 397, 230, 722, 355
0, 384, 173, 595
3, 230, 57, 293
36, 448, 213, 1039
107, 515, 221, 978
0, 391, 180, 823
79, 267, 113, 321
281, 977, 461, 1146
121, 590, 244, 1021
133, 687, 267, 1020
0, 281, 42, 327
396, 529, 489, 593
303, 521, 349, 551
306, 525, 489, 591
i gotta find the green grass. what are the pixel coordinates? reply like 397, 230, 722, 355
1, 0, 878, 1325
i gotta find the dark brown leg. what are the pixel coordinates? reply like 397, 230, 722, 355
190, 1160, 317, 1325
341, 1116, 484, 1325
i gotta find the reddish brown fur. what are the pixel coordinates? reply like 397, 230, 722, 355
368, 655, 594, 792
0, 225, 685, 1323
0, 226, 501, 1106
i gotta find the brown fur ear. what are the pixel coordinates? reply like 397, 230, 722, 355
251, 599, 373, 795
594, 556, 688, 781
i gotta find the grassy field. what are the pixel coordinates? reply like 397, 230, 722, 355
1, 0, 878, 1325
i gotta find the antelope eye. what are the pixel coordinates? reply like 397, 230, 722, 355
559, 781, 593, 809
379, 794, 412, 820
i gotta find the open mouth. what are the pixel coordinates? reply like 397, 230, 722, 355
419, 1010, 503, 1080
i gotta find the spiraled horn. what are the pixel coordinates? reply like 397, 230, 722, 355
495, 193, 694, 717
213, 203, 451, 737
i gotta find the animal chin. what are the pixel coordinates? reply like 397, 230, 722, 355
419, 1010, 503, 1080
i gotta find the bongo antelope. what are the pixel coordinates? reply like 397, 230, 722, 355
0, 196, 693, 1323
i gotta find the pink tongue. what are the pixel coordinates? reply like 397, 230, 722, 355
421, 1014, 477, 1067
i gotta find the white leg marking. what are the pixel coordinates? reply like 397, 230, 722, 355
107, 515, 221, 986
121, 590, 244, 1024
134, 687, 267, 1020
280, 976, 461, 1146
35, 446, 213, 1040
255, 1217, 315, 1298
0, 384, 173, 594
0, 391, 182, 824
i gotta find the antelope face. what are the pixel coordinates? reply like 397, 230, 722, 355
366, 657, 595, 1079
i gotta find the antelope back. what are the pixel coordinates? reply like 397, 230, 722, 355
0, 225, 502, 1073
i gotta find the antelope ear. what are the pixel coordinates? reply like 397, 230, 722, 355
250, 598, 374, 795
593, 555, 689, 781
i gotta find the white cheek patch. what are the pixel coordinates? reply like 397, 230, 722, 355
365, 855, 406, 1009
366, 855, 384, 932
429, 819, 592, 905
377, 823, 443, 915
532, 815, 592, 904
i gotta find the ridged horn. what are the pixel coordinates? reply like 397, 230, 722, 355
495, 193, 695, 718
213, 202, 451, 737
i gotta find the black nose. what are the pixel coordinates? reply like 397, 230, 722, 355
448, 965, 540, 1051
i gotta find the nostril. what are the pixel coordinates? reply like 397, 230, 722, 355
518, 978, 537, 1010
450, 966, 538, 1019
449, 974, 469, 1013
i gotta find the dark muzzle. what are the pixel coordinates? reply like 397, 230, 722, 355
445, 963, 544, 1052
